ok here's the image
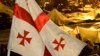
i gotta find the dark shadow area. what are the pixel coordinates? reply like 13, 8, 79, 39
0, 13, 11, 30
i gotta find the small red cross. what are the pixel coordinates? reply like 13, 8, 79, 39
53, 37, 65, 51
17, 30, 32, 46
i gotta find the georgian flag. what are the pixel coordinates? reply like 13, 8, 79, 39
27, 0, 87, 56
8, 0, 51, 56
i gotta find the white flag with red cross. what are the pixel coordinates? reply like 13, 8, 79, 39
7, 0, 51, 56
27, 0, 87, 56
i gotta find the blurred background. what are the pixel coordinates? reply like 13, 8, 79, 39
1, 0, 100, 56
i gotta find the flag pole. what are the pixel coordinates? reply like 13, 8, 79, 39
7, 49, 10, 56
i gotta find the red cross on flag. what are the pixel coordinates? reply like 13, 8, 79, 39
27, 0, 87, 56
7, 0, 51, 56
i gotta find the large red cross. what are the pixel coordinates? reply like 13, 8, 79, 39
17, 30, 32, 46
53, 37, 65, 51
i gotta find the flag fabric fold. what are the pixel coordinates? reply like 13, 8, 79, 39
39, 20, 86, 56
27, 0, 87, 56
7, 0, 47, 56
